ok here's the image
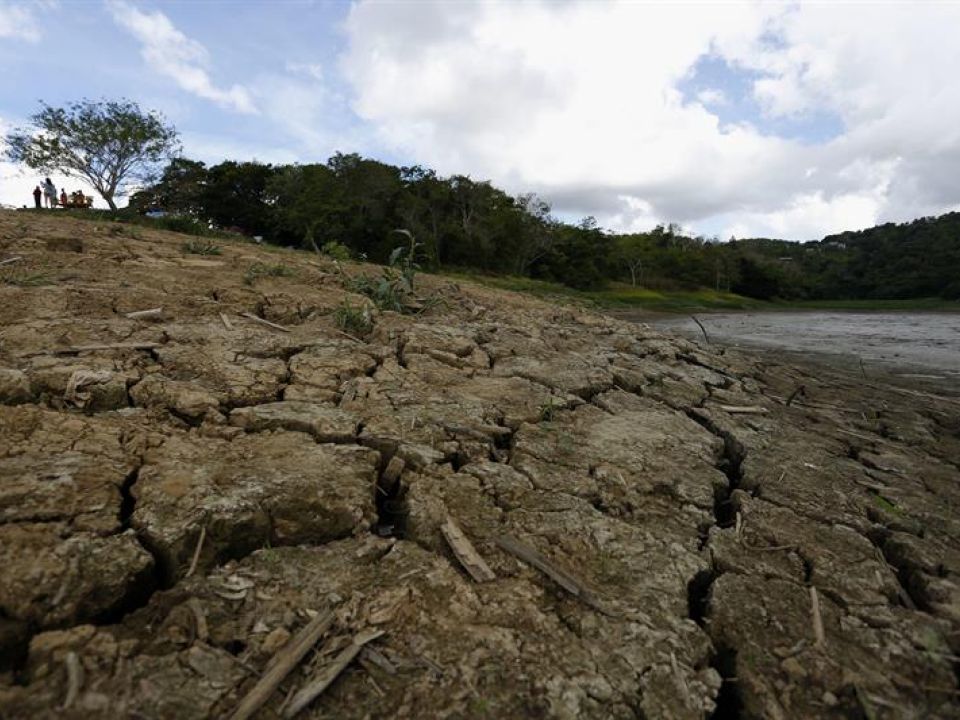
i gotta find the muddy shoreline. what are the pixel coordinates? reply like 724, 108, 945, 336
610, 308, 960, 398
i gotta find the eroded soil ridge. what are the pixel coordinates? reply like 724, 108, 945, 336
1, 213, 959, 719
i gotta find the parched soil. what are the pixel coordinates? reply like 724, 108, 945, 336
0, 211, 958, 719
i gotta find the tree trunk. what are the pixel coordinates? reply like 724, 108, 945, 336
104, 193, 117, 211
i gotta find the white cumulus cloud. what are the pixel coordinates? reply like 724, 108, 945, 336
341, 0, 960, 240
108, 0, 257, 114
0, 2, 51, 42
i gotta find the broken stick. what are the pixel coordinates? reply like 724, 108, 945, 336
283, 629, 384, 718
229, 608, 335, 720
690, 314, 710, 344
62, 651, 83, 710
219, 312, 233, 329
785, 385, 806, 407
239, 311, 290, 333
332, 328, 364, 344
185, 525, 206, 578
0, 256, 23, 266
125, 307, 163, 320
717, 405, 769, 415
495, 534, 607, 613
809, 586, 825, 648
441, 517, 496, 583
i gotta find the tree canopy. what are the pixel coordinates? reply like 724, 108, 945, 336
128, 152, 959, 302
4, 99, 180, 210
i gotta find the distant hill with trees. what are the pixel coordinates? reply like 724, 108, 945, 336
129, 153, 960, 301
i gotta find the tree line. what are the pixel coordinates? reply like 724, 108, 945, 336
7, 99, 956, 300
131, 155, 960, 300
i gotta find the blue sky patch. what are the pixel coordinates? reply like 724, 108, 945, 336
678, 53, 844, 144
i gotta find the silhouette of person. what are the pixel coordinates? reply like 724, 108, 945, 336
60, 189, 67, 206
33, 185, 42, 209
43, 177, 56, 208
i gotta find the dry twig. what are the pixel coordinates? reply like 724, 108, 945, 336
495, 534, 607, 613
785, 385, 806, 407
185, 525, 206, 579
333, 328, 365, 344
186, 597, 209, 642
441, 517, 496, 583
62, 651, 83, 709
240, 311, 290, 333
229, 608, 335, 720
283, 629, 384, 718
125, 307, 163, 320
810, 586, 825, 648
717, 405, 769, 414
690, 315, 710, 344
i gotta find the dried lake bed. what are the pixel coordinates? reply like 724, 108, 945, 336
642, 311, 960, 393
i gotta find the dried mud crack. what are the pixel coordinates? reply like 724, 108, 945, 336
1, 211, 959, 719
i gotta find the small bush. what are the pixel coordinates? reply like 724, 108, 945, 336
333, 300, 374, 337
322, 241, 351, 261
182, 238, 222, 255
342, 231, 424, 313
244, 262, 294, 285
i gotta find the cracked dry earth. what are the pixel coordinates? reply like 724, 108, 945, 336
1, 212, 959, 720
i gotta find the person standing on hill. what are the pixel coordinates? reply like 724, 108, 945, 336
43, 177, 56, 208
32, 185, 42, 209
59, 188, 67, 207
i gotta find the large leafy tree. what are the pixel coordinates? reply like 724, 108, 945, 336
4, 99, 180, 210
128, 158, 208, 216
267, 163, 344, 251
201, 161, 278, 237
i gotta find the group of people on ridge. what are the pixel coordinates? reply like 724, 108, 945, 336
32, 177, 87, 209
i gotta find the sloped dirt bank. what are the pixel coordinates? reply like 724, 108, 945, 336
1, 211, 958, 719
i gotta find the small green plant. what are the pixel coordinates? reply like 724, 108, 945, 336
244, 262, 293, 285
538, 399, 562, 422
0, 267, 50, 286
182, 238, 222, 255
343, 229, 424, 313
873, 493, 901, 515
321, 241, 351, 261
333, 299, 374, 337
467, 697, 493, 717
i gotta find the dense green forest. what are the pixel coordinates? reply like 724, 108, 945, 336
130, 154, 960, 301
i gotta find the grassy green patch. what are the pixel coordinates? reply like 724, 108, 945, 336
0, 267, 50, 286
59, 208, 235, 239
182, 238, 222, 255
446, 272, 764, 313
771, 297, 960, 312
587, 285, 765, 312
872, 494, 901, 514
446, 271, 960, 314
333, 299, 374, 337
243, 262, 294, 285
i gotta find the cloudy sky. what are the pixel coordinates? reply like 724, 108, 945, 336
1, 0, 958, 240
